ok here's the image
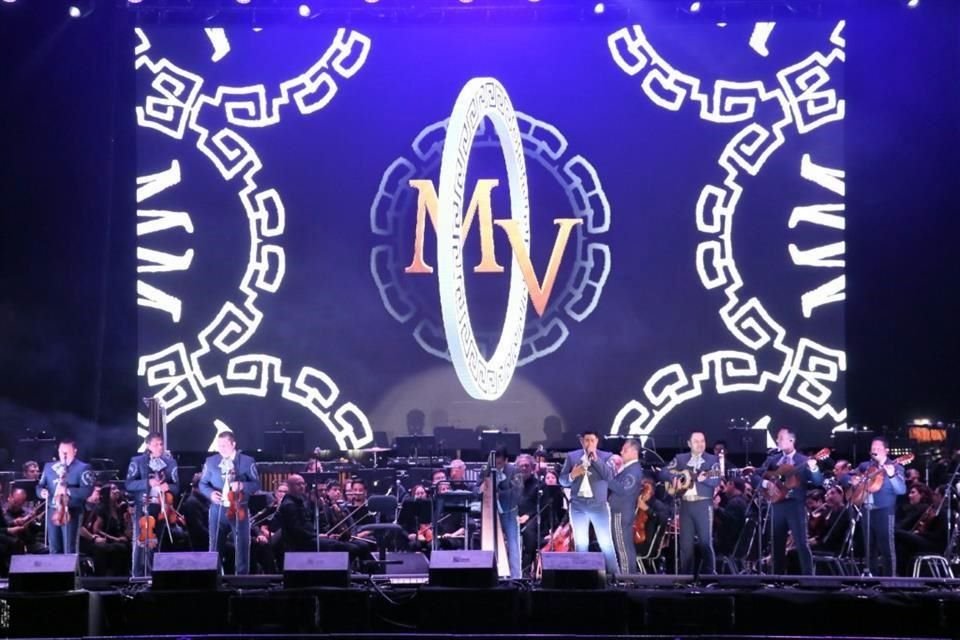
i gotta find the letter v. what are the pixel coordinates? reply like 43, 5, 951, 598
494, 218, 583, 317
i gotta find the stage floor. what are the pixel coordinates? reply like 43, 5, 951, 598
1, 574, 960, 638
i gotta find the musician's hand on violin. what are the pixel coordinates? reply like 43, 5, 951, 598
713, 494, 722, 508
229, 481, 242, 492
211, 491, 223, 505
256, 534, 268, 544
357, 530, 373, 539
519, 514, 530, 525
149, 478, 163, 488
850, 475, 862, 486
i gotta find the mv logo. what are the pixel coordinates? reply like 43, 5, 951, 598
409, 78, 583, 401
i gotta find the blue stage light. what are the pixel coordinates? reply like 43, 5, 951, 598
593, 2, 604, 14
298, 3, 310, 16
690, 1, 702, 13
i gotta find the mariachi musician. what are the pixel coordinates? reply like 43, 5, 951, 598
660, 431, 721, 575
608, 439, 644, 575
37, 437, 94, 554
752, 427, 822, 575
125, 431, 180, 577
200, 431, 260, 575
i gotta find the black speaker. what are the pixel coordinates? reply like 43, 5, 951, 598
385, 551, 429, 575
9, 554, 78, 592
540, 551, 606, 589
152, 551, 221, 590
428, 550, 497, 588
283, 551, 351, 588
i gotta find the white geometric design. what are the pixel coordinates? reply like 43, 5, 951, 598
608, 23, 846, 441
136, 29, 374, 450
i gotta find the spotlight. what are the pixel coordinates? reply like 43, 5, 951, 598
690, 1, 702, 12
236, 0, 251, 5
593, 2, 604, 14
127, 0, 143, 5
298, 3, 310, 16
907, 0, 919, 7
458, 0, 474, 4
2, 0, 17, 4
364, 0, 381, 4
68, 5, 81, 17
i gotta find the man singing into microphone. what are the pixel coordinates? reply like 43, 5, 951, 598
200, 431, 260, 574
559, 431, 618, 576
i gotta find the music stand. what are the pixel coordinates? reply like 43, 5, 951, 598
434, 426, 477, 453
355, 469, 398, 496
403, 467, 436, 490
398, 498, 433, 533
395, 435, 436, 459
263, 430, 305, 458
478, 432, 520, 457
434, 489, 475, 550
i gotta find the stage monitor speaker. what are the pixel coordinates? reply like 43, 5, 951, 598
540, 552, 606, 589
428, 550, 497, 588
152, 551, 221, 590
283, 551, 351, 588
9, 554, 78, 592
385, 551, 430, 575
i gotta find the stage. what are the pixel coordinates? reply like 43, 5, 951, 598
2, 574, 960, 639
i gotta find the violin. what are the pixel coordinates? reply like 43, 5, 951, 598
138, 504, 158, 549
541, 520, 573, 553
225, 469, 247, 521
417, 523, 433, 543
158, 492, 185, 526
51, 466, 71, 527
632, 479, 655, 545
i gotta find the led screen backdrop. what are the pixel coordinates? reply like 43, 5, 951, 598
135, 19, 846, 453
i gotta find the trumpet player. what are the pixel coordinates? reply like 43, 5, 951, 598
559, 431, 618, 576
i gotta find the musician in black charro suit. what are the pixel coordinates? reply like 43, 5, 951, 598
125, 431, 180, 577
751, 427, 822, 575
608, 439, 645, 574
660, 431, 720, 574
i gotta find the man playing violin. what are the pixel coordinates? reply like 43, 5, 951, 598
752, 427, 822, 575
844, 437, 906, 576
126, 431, 180, 577
38, 437, 94, 554
200, 431, 260, 574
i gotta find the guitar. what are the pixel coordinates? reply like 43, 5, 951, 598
762, 448, 831, 503
665, 467, 723, 497
848, 453, 915, 507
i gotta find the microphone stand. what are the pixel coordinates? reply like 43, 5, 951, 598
314, 482, 321, 553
